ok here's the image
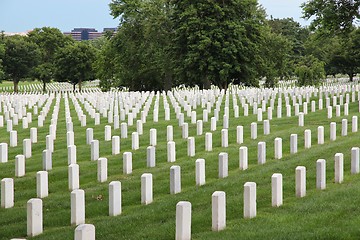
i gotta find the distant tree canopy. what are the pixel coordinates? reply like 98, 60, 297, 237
261, 29, 292, 87
267, 18, 310, 61
2, 36, 41, 92
28, 27, 74, 92
0, 39, 4, 80
106, 0, 267, 90
54, 42, 96, 91
94, 38, 119, 91
302, 0, 360, 34
329, 28, 360, 81
171, 0, 266, 89
108, 0, 175, 91
295, 55, 325, 86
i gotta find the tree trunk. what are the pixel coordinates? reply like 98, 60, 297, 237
79, 80, 82, 92
73, 83, 76, 92
164, 70, 172, 91
130, 79, 135, 91
42, 81, 46, 93
13, 78, 19, 93
349, 72, 354, 82
221, 78, 228, 91
203, 77, 211, 90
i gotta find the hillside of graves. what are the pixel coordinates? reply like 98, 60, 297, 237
0, 80, 360, 240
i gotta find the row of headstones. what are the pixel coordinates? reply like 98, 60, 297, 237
173, 106, 358, 141
0, 92, 50, 110
322, 77, 358, 84
75, 88, 265, 128
0, 96, 60, 177
64, 98, 359, 150
0, 95, 64, 236
95, 113, 359, 176
243, 117, 359, 165
164, 89, 359, 128
0, 89, 354, 164
215, 90, 355, 115
0, 94, 300, 155
175, 148, 360, 239
1, 99, 358, 173
225, 87, 357, 117
81, 91, 152, 117
0, 84, 41, 92
77, 101, 360, 160
77, 90, 152, 117
0, 95, 59, 159
56, 85, 360, 138
19, 83, 360, 132
0, 80, 357, 99
45, 89, 225, 137
2, 112, 357, 174
36, 129, 360, 211
171, 83, 360, 108
187, 83, 358, 111
91, 110, 359, 158
0, 90, 105, 129
142, 88, 358, 141
65, 92, 154, 128
7, 145, 358, 239
180, 95, 359, 136
0, 93, 46, 111
62, 103, 359, 166
237, 81, 359, 97
0, 94, 55, 131
81, 100, 155, 127
7, 82, 79, 91
323, 79, 360, 87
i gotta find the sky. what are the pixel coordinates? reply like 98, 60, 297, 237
259, 0, 309, 25
0, 0, 309, 33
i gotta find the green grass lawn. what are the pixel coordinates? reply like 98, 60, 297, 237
0, 84, 360, 239
0, 80, 98, 93
0, 80, 42, 90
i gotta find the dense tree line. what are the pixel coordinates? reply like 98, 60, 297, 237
0, 0, 359, 92
0, 28, 96, 92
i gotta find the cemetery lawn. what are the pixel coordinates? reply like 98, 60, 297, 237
0, 80, 41, 89
0, 89, 360, 239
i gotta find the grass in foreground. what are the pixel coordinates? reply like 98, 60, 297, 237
0, 90, 359, 239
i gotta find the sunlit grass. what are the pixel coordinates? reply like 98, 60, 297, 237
0, 87, 359, 239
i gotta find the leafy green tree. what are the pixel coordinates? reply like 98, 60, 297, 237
109, 0, 174, 91
94, 38, 119, 91
304, 27, 360, 80
267, 18, 310, 76
171, 0, 266, 89
3, 36, 41, 92
261, 29, 292, 87
54, 42, 96, 91
103, 30, 115, 40
329, 28, 360, 81
0, 41, 4, 81
304, 31, 342, 77
302, 0, 360, 34
295, 55, 325, 86
86, 35, 108, 50
28, 27, 73, 92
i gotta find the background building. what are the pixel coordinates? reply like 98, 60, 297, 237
64, 28, 117, 41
